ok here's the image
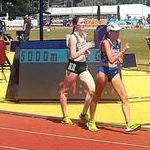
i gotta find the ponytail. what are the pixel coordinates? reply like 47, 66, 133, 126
71, 16, 80, 35
71, 26, 75, 34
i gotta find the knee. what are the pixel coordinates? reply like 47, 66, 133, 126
120, 94, 128, 103
60, 91, 68, 103
60, 87, 69, 97
92, 93, 101, 103
88, 89, 95, 97
88, 90, 101, 104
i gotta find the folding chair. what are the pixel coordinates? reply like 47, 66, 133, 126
0, 39, 11, 82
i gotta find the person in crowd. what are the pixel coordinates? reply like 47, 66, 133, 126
146, 14, 150, 36
87, 22, 141, 132
146, 14, 150, 67
59, 16, 95, 124
45, 17, 52, 32
22, 14, 32, 41
0, 19, 6, 35
145, 35, 150, 67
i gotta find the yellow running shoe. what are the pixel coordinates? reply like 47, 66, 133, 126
62, 116, 74, 125
86, 120, 98, 131
79, 113, 90, 122
126, 122, 141, 132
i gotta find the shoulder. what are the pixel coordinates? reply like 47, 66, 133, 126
68, 34, 77, 45
102, 39, 109, 45
100, 39, 109, 50
101, 39, 112, 50
70, 34, 76, 40
70, 33, 79, 41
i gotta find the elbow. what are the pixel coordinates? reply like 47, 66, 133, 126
108, 56, 119, 64
109, 59, 117, 64
108, 59, 116, 64
70, 54, 77, 59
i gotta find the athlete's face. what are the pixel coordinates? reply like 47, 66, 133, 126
109, 30, 120, 40
76, 18, 85, 31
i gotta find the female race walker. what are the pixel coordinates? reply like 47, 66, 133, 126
59, 16, 95, 124
87, 22, 141, 132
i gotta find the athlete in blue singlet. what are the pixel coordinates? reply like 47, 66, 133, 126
99, 37, 121, 81
87, 22, 141, 132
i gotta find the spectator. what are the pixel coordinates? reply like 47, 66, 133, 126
22, 14, 32, 41
0, 19, 6, 35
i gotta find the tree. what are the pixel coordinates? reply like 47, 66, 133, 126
2, 0, 31, 16
1, 0, 150, 17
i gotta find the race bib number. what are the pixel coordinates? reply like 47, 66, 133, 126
68, 62, 76, 71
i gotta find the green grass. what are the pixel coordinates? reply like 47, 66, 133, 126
6, 27, 150, 71
120, 29, 149, 62
120, 29, 150, 71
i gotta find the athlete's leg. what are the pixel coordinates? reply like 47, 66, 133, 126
111, 73, 130, 124
60, 71, 78, 118
87, 72, 107, 131
90, 72, 107, 121
79, 71, 95, 116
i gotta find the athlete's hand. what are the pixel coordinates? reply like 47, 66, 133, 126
123, 43, 130, 52
121, 43, 130, 54
118, 58, 123, 64
86, 41, 95, 50
85, 50, 91, 57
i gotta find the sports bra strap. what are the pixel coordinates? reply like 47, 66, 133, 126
73, 32, 80, 43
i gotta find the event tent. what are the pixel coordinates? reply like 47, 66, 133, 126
47, 4, 150, 19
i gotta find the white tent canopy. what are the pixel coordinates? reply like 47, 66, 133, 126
47, 4, 150, 19
120, 4, 150, 19
47, 5, 117, 16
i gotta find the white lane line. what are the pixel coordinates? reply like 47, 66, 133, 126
0, 126, 150, 149
0, 145, 32, 150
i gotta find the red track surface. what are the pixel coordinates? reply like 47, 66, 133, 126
0, 113, 149, 150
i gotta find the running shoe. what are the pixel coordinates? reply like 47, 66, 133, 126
86, 120, 98, 131
79, 113, 90, 122
62, 116, 74, 125
125, 122, 141, 132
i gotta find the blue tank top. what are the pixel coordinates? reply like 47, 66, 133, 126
101, 38, 121, 64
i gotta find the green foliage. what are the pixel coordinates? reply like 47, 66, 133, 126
1, 0, 49, 16
1, 0, 150, 16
